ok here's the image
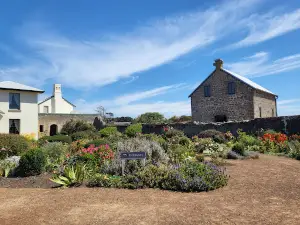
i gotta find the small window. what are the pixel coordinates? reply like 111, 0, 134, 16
259, 107, 262, 118
272, 109, 275, 117
43, 106, 49, 113
204, 85, 211, 97
228, 82, 236, 95
40, 125, 44, 132
9, 93, 20, 110
9, 119, 20, 134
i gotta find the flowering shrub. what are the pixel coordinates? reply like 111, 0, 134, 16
81, 144, 114, 162
261, 133, 288, 144
224, 131, 234, 140
260, 133, 288, 153
289, 134, 300, 141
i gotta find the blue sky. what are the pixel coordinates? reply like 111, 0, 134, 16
1, 0, 300, 117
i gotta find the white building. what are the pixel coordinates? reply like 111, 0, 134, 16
38, 84, 75, 114
0, 81, 44, 139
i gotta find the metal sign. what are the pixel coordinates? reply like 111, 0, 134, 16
120, 152, 146, 160
120, 152, 146, 176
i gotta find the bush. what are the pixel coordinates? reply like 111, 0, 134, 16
120, 174, 144, 189
0, 160, 17, 177
71, 131, 99, 141
17, 148, 47, 176
288, 141, 300, 160
134, 112, 165, 124
61, 119, 96, 135
125, 123, 142, 137
41, 142, 68, 171
0, 134, 29, 157
237, 131, 260, 147
99, 127, 119, 137
198, 130, 226, 143
243, 151, 259, 159
87, 174, 121, 188
137, 164, 169, 188
164, 128, 184, 138
232, 142, 246, 156
39, 135, 72, 145
226, 150, 243, 160
194, 138, 213, 154
168, 144, 194, 163
160, 161, 228, 192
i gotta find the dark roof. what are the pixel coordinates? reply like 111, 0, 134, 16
38, 95, 76, 107
189, 68, 277, 97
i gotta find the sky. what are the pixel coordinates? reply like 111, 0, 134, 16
0, 0, 300, 118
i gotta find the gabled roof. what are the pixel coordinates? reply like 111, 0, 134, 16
0, 81, 44, 93
38, 95, 76, 107
189, 68, 277, 97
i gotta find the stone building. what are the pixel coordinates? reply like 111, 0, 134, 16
189, 59, 278, 122
38, 84, 75, 114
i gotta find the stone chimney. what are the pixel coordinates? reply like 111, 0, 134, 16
213, 59, 223, 70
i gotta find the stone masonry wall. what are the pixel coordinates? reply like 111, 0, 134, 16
191, 69, 254, 122
38, 113, 103, 137
253, 90, 277, 118
141, 115, 300, 137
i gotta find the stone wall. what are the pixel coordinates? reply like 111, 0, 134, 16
38, 113, 103, 137
253, 90, 277, 118
141, 115, 300, 137
190, 69, 255, 122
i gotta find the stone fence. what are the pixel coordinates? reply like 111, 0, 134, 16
140, 115, 300, 137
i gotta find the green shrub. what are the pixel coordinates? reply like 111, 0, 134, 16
0, 160, 17, 177
17, 148, 47, 176
71, 131, 99, 141
99, 127, 119, 137
165, 129, 184, 138
87, 174, 121, 188
134, 112, 165, 124
288, 141, 300, 160
232, 142, 246, 156
84, 139, 109, 148
142, 134, 168, 150
168, 144, 194, 163
39, 135, 72, 145
61, 119, 96, 135
237, 131, 260, 147
137, 164, 169, 188
195, 154, 205, 162
194, 138, 213, 154
41, 142, 68, 171
198, 130, 226, 143
125, 123, 142, 137
0, 134, 29, 157
160, 161, 228, 192
120, 174, 144, 189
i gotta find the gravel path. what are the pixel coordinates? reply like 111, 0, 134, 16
0, 155, 300, 225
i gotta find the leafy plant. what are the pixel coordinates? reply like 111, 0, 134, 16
125, 123, 142, 137
194, 138, 213, 154
87, 174, 121, 188
61, 119, 96, 135
17, 148, 47, 177
0, 160, 16, 177
168, 144, 194, 163
232, 142, 246, 156
50, 164, 87, 187
198, 130, 226, 143
0, 133, 29, 157
288, 141, 300, 160
39, 135, 72, 145
137, 164, 169, 188
134, 112, 165, 124
99, 127, 120, 137
164, 127, 184, 138
41, 142, 68, 171
71, 131, 99, 141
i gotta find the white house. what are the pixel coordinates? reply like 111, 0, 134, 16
0, 81, 44, 139
38, 84, 76, 114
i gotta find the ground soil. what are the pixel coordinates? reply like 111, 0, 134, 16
0, 154, 300, 225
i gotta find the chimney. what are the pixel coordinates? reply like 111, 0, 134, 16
53, 84, 62, 99
213, 59, 223, 70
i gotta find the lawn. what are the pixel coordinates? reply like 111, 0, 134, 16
1, 154, 300, 225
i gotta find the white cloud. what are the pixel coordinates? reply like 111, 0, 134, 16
233, 9, 300, 47
0, 0, 276, 89
278, 99, 300, 105
226, 52, 300, 77
73, 84, 190, 117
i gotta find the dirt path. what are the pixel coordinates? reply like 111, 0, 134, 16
0, 155, 300, 225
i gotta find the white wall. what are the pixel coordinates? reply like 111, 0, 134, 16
0, 90, 39, 139
38, 98, 74, 114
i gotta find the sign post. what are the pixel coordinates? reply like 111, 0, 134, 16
120, 152, 146, 176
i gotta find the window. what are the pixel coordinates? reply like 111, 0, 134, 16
259, 107, 262, 118
228, 82, 236, 95
9, 119, 20, 134
43, 106, 49, 113
272, 109, 275, 117
40, 125, 44, 132
9, 93, 20, 110
204, 85, 211, 97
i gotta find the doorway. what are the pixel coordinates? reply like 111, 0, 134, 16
50, 124, 58, 136
215, 115, 228, 122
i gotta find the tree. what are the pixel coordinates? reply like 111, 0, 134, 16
134, 112, 165, 124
